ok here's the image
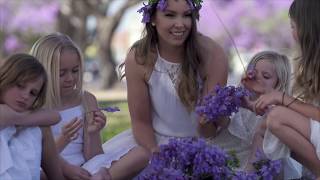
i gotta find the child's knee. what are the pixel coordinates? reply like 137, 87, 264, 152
266, 108, 284, 131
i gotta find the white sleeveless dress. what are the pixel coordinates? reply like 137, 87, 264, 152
101, 53, 199, 168
0, 126, 42, 180
51, 105, 110, 174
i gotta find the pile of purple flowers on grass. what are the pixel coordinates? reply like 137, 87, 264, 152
196, 85, 249, 123
137, 138, 233, 180
137, 138, 281, 180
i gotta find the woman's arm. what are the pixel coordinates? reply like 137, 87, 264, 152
197, 35, 229, 138
125, 49, 157, 153
0, 104, 60, 127
83, 91, 105, 160
41, 127, 65, 180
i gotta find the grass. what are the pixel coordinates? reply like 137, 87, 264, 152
98, 100, 131, 142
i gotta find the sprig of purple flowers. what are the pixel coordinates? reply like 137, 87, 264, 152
196, 85, 249, 123
99, 106, 120, 113
137, 138, 282, 179
137, 0, 203, 23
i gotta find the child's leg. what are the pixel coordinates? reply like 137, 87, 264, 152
266, 106, 320, 177
108, 146, 149, 180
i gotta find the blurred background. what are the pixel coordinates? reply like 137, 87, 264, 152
0, 0, 295, 141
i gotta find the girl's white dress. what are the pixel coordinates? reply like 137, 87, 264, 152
0, 126, 42, 180
263, 101, 320, 178
51, 105, 110, 174
210, 107, 263, 169
212, 107, 302, 179
101, 52, 199, 168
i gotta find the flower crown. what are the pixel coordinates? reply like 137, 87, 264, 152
137, 0, 203, 23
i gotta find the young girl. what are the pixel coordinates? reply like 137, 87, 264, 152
209, 51, 301, 179
101, 0, 228, 178
0, 53, 64, 180
30, 33, 110, 180
254, 0, 320, 177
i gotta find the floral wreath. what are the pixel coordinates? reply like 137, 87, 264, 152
137, 0, 203, 23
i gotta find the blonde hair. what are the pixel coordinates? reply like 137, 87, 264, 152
289, 0, 320, 102
0, 53, 47, 110
247, 51, 291, 94
30, 33, 84, 108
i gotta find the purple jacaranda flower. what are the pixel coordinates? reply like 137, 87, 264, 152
99, 106, 120, 113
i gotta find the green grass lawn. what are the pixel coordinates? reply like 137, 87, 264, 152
99, 100, 131, 142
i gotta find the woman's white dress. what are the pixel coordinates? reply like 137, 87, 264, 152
51, 105, 110, 174
102, 52, 199, 168
0, 126, 42, 180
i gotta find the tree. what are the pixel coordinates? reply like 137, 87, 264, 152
57, 0, 141, 89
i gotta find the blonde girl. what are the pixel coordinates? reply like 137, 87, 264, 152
30, 33, 110, 180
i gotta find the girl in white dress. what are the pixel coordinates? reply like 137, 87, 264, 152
30, 33, 110, 180
254, 0, 320, 178
101, 0, 229, 179
0, 53, 63, 180
210, 51, 302, 179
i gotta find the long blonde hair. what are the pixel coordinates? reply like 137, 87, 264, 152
30, 33, 84, 108
289, 0, 320, 102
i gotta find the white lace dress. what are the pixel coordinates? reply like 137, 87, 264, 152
101, 53, 199, 168
0, 126, 42, 180
51, 105, 110, 174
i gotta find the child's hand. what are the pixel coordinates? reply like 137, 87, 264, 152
253, 90, 282, 115
56, 117, 82, 152
63, 163, 91, 180
87, 110, 107, 133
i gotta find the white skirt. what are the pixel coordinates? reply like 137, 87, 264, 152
263, 128, 302, 179
98, 129, 179, 169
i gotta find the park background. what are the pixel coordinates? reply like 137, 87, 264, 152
0, 0, 295, 142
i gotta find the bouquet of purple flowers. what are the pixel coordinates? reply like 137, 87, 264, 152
196, 85, 249, 123
137, 138, 281, 180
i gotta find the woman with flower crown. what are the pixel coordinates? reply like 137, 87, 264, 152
101, 0, 228, 179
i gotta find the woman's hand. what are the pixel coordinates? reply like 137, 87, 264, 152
62, 163, 91, 180
87, 110, 106, 133
56, 117, 82, 152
